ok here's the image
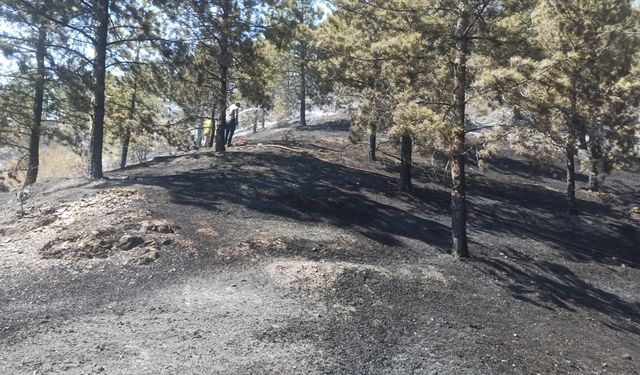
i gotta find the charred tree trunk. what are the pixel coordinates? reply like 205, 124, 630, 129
207, 107, 215, 148
566, 139, 579, 215
588, 160, 599, 192
566, 80, 579, 215
119, 126, 131, 169
400, 133, 412, 192
451, 1, 470, 258
215, 3, 230, 153
261, 108, 266, 129
215, 66, 228, 152
253, 115, 258, 133
119, 74, 138, 169
88, 0, 109, 179
24, 23, 47, 186
299, 43, 307, 127
588, 140, 601, 192
368, 125, 377, 162
298, 5, 307, 128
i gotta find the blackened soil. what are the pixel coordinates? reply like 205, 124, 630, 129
0, 117, 638, 374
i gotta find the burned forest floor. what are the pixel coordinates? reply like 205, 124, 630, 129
1, 116, 639, 374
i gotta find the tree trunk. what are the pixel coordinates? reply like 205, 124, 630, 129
253, 116, 257, 133
24, 23, 47, 186
196, 127, 203, 147
588, 140, 601, 192
588, 160, 599, 192
215, 70, 228, 152
299, 24, 307, 127
215, 0, 231, 152
120, 74, 137, 169
299, 57, 307, 127
261, 108, 266, 129
368, 124, 377, 162
451, 1, 470, 258
88, 0, 109, 179
400, 133, 412, 192
207, 107, 215, 148
120, 126, 131, 169
567, 78, 579, 215
566, 139, 579, 215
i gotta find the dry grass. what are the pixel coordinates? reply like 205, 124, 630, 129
0, 146, 84, 190
38, 146, 84, 180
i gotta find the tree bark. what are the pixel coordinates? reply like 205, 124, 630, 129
298, 6, 307, 128
215, 67, 228, 152
567, 78, 579, 215
120, 74, 137, 169
299, 43, 307, 127
451, 1, 470, 258
215, 0, 231, 152
566, 139, 579, 215
120, 126, 131, 169
88, 0, 109, 179
207, 106, 215, 148
261, 108, 266, 129
588, 160, 599, 192
400, 133, 412, 192
24, 22, 47, 186
588, 140, 601, 192
368, 124, 377, 162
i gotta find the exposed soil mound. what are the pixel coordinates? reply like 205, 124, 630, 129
39, 222, 172, 265
40, 226, 119, 260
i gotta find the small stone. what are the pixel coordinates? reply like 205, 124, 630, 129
118, 235, 145, 251
622, 354, 632, 360
140, 220, 175, 234
137, 248, 160, 265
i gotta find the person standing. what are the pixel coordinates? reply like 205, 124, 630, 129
225, 102, 241, 147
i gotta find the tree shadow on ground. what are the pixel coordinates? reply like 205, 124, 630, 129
108, 147, 640, 336
482, 156, 573, 182
469, 249, 640, 335
463, 172, 640, 265
297, 120, 351, 133
117, 150, 452, 251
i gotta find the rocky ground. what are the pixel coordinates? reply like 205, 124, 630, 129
0, 116, 639, 374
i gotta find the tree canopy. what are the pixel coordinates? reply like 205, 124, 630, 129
1, 0, 638, 257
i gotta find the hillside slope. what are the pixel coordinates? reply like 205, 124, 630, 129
1, 117, 639, 374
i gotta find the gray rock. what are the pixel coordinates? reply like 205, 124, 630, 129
137, 247, 160, 265
140, 219, 175, 233
118, 235, 145, 251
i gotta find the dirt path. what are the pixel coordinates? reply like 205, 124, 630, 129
1, 118, 639, 374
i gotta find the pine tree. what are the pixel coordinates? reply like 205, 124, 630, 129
0, 0, 53, 186
156, 0, 263, 152
267, 0, 326, 126
316, 1, 396, 165
499, 0, 639, 211
323, 0, 535, 256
